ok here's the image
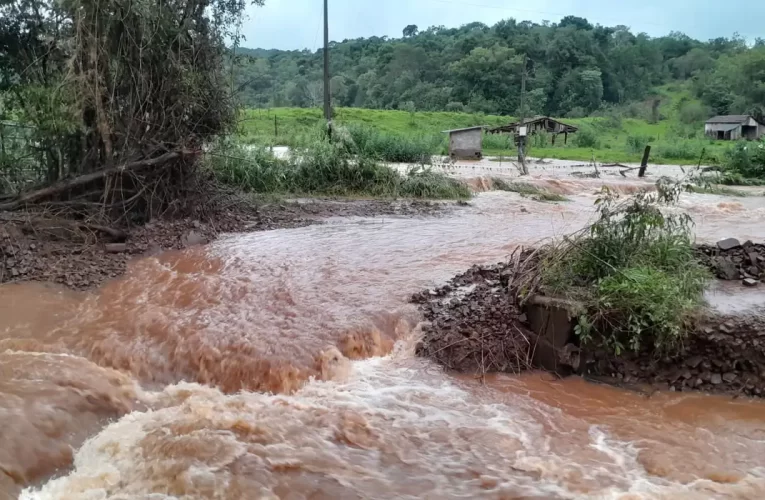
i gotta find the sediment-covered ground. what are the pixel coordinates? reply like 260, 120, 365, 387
0, 198, 447, 290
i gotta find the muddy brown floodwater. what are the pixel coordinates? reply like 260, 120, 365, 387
3, 168, 765, 499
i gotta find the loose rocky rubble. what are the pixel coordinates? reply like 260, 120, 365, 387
412, 263, 537, 374
584, 313, 765, 397
696, 238, 765, 287
414, 246, 765, 398
1, 199, 450, 290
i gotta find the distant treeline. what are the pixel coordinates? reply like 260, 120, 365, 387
233, 17, 765, 120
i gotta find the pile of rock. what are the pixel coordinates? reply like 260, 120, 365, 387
696, 238, 765, 287
586, 313, 765, 397
412, 262, 537, 374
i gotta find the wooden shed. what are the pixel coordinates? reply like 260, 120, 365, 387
487, 116, 578, 145
705, 115, 765, 141
443, 126, 484, 160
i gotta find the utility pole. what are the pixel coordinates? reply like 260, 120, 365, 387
323, 0, 331, 127
517, 55, 529, 175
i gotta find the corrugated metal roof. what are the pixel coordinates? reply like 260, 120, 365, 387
442, 126, 486, 133
706, 115, 751, 124
713, 123, 741, 132
486, 117, 578, 134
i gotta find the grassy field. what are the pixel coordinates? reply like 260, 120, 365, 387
239, 104, 733, 166
239, 107, 507, 146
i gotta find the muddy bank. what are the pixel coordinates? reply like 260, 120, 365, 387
0, 198, 447, 290
414, 252, 765, 398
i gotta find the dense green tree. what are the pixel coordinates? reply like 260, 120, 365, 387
233, 17, 763, 119
403, 25, 419, 38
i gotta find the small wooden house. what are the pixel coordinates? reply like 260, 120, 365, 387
443, 126, 484, 160
487, 116, 578, 145
705, 115, 765, 141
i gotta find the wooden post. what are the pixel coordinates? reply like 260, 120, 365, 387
274, 115, 278, 138
323, 0, 331, 123
638, 145, 651, 178
517, 55, 529, 175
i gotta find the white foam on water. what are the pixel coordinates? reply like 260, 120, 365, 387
21, 343, 765, 500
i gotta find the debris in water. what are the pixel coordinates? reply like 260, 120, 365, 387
717, 238, 742, 251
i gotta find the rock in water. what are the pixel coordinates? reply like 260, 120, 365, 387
717, 238, 741, 251
182, 230, 207, 247
743, 278, 759, 287
715, 257, 739, 280
749, 252, 760, 267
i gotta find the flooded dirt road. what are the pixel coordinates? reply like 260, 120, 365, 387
3, 169, 765, 499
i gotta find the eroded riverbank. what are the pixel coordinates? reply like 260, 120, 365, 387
3, 172, 765, 499
0, 198, 447, 290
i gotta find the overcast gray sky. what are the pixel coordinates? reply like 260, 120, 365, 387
241, 0, 763, 51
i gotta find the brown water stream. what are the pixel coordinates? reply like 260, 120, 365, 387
3, 175, 765, 499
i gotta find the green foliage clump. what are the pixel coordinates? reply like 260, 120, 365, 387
206, 140, 288, 193
482, 133, 512, 151
399, 166, 472, 199
724, 141, 765, 180
677, 101, 709, 124
207, 133, 469, 199
346, 124, 440, 163
530, 132, 552, 148
593, 266, 700, 353
653, 140, 705, 161
573, 126, 600, 148
540, 179, 709, 355
625, 134, 653, 154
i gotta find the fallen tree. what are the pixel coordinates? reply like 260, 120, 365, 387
0, 150, 191, 212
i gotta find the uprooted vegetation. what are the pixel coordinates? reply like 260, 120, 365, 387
0, 0, 471, 243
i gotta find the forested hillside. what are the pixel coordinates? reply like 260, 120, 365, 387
234, 17, 765, 119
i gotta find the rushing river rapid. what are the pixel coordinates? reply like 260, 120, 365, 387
3, 164, 765, 499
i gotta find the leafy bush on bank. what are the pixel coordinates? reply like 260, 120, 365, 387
206, 136, 470, 199
537, 179, 709, 355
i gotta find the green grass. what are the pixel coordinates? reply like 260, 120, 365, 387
686, 185, 749, 197
538, 182, 709, 355
346, 124, 440, 163
239, 107, 508, 147
491, 118, 730, 165
206, 137, 470, 199
491, 178, 569, 202
240, 106, 736, 168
